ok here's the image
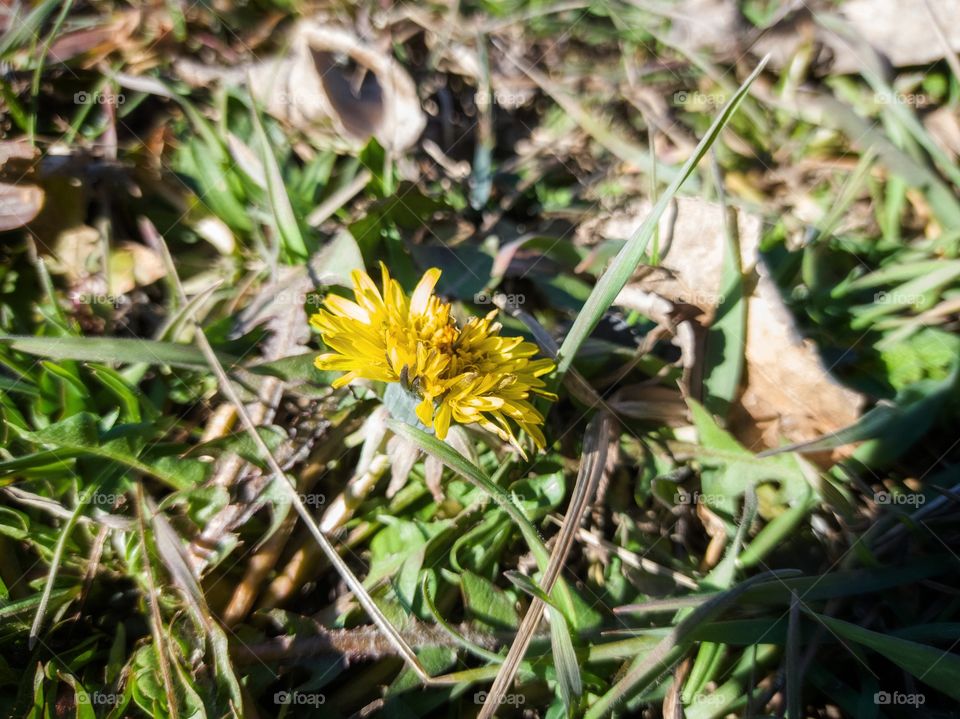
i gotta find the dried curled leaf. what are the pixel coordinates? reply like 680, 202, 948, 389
0, 141, 44, 231
603, 196, 864, 451
247, 23, 425, 152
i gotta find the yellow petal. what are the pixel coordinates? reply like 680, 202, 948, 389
434, 402, 452, 440
415, 398, 434, 426
330, 371, 357, 388
410, 268, 442, 315
324, 295, 369, 323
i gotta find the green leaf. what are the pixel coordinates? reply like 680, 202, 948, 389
367, 518, 448, 590
461, 571, 519, 631
687, 399, 808, 515
386, 419, 551, 571
386, 419, 580, 625
383, 382, 428, 429
549, 604, 582, 713
702, 200, 745, 417
311, 229, 365, 287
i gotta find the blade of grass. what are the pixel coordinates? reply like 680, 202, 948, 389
248, 83, 309, 261
683, 489, 757, 705
585, 569, 800, 718
555, 56, 770, 381
817, 14, 960, 190
134, 484, 181, 719
801, 610, 960, 701
0, 335, 222, 369
146, 496, 244, 709
786, 592, 803, 719
0, 0, 60, 59
28, 481, 99, 649
479, 412, 615, 718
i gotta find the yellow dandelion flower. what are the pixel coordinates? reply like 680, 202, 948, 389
310, 264, 556, 452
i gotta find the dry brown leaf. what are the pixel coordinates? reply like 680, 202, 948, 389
669, 0, 960, 74
247, 23, 425, 153
175, 22, 424, 153
924, 107, 960, 161
600, 196, 864, 451
46, 10, 140, 66
109, 242, 167, 294
736, 275, 864, 453
0, 183, 44, 232
0, 141, 44, 231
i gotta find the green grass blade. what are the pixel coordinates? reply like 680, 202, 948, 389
585, 569, 798, 718
0, 335, 219, 369
804, 611, 960, 701
249, 90, 309, 261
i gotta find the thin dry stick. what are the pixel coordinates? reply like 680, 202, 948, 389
150, 225, 443, 686
135, 484, 181, 719
559, 522, 698, 589
306, 168, 373, 226
480, 412, 617, 718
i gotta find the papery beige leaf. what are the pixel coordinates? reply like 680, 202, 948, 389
602, 196, 864, 450
669, 0, 960, 74
925, 107, 960, 161
109, 242, 167, 294
386, 434, 419, 499
49, 225, 100, 282
246, 23, 425, 152
594, 196, 761, 319
0, 141, 44, 231
423, 454, 444, 504
0, 183, 44, 231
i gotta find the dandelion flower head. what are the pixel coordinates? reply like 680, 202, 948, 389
310, 264, 556, 452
